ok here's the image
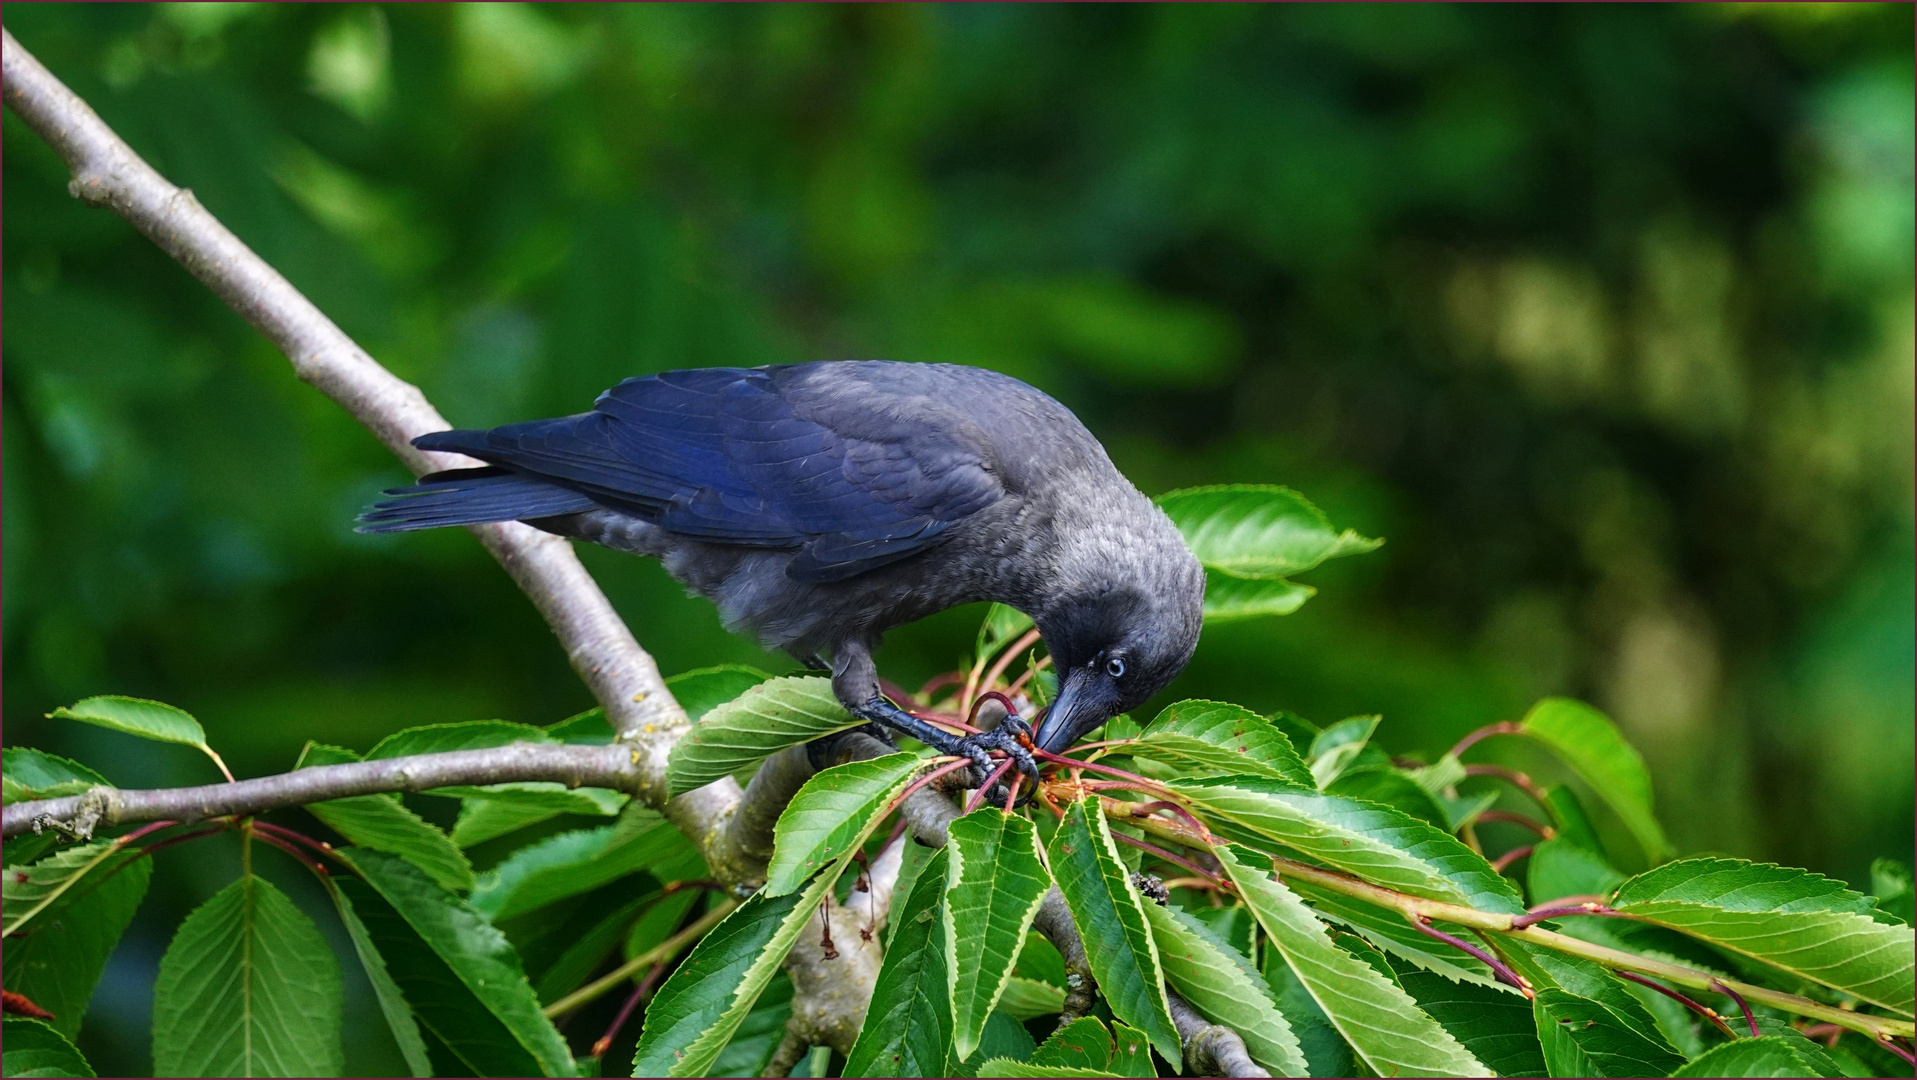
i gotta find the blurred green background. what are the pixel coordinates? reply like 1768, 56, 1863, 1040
4, 3, 1911, 1073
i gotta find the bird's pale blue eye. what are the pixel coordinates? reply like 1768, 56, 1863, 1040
1106, 657, 1126, 679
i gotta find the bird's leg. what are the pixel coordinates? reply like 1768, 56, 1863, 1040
853, 695, 1039, 802
804, 722, 896, 772
831, 640, 1039, 800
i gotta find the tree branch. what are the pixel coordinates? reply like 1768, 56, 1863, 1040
1032, 886, 1099, 1025
2, 744, 642, 840
1168, 990, 1270, 1078
760, 1028, 809, 1079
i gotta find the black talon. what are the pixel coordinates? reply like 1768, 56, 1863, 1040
845, 692, 1040, 805
951, 713, 1041, 806
996, 714, 1043, 796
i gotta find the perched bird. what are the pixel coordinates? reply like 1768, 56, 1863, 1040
360, 361, 1204, 787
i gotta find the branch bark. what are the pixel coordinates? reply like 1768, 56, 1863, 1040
2, 744, 640, 839
1168, 990, 1271, 1078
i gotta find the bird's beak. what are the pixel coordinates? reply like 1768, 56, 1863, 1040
1034, 665, 1099, 754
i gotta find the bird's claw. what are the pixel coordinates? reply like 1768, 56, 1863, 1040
954, 713, 1041, 806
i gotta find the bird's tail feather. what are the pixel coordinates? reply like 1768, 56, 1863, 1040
356, 467, 596, 533
411, 429, 493, 457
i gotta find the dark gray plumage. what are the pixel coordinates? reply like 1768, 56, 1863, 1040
361, 361, 1204, 782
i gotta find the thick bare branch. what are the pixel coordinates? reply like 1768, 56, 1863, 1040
0, 28, 678, 752
1169, 990, 1271, 1078
760, 1029, 809, 1079
1033, 886, 1099, 1025
2, 744, 642, 839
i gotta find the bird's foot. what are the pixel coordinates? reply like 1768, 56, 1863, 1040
952, 714, 1041, 806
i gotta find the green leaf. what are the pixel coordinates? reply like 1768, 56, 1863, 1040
2, 1018, 95, 1078
963, 1011, 1058, 1072
502, 876, 650, 986
1104, 1022, 1155, 1077
1326, 768, 1450, 828
946, 809, 1052, 1060
707, 973, 795, 1078
367, 720, 556, 759
469, 806, 689, 922
452, 798, 565, 848
1155, 485, 1382, 579
1288, 878, 1504, 987
1532, 988, 1687, 1078
334, 871, 544, 1078
1610, 857, 1916, 1014
1189, 903, 1255, 962
668, 665, 777, 721
1390, 958, 1547, 1077
297, 743, 475, 893
1268, 710, 1324, 749
766, 753, 922, 896
48, 695, 207, 749
978, 602, 1036, 658
666, 677, 862, 797
3, 846, 150, 1040
1871, 859, 1914, 925
1823, 1034, 1911, 1078
1032, 1016, 1119, 1072
975, 1060, 1120, 1077
1672, 1035, 1847, 1078
1502, 943, 1685, 1077
1261, 945, 1356, 1079
884, 838, 939, 951
631, 874, 831, 1078
1517, 699, 1672, 862
337, 847, 574, 1077
431, 781, 629, 815
1016, 931, 1068, 988
1527, 837, 1626, 906
1130, 700, 1314, 786
1047, 798, 1182, 1068
1, 748, 108, 806
525, 889, 649, 1005
998, 976, 1068, 1019
845, 848, 955, 1078
151, 875, 344, 1077
625, 889, 703, 962
1217, 844, 1492, 1078
1540, 784, 1606, 854
545, 707, 616, 744
1144, 902, 1308, 1076
330, 879, 435, 1077
1201, 570, 1315, 622
1408, 753, 1466, 796
2, 839, 145, 937
1309, 715, 1381, 788
1438, 789, 1501, 834
1171, 775, 1526, 913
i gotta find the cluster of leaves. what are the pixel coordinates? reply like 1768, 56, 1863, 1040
645, 683, 1915, 1080
3, 485, 1911, 1078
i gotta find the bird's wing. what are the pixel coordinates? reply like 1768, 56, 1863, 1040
414, 364, 1005, 581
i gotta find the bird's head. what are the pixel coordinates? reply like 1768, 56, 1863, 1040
1030, 504, 1205, 754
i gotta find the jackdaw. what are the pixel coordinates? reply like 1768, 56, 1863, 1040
359, 361, 1205, 787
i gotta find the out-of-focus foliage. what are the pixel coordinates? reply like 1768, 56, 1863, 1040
3, 5, 1910, 1073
